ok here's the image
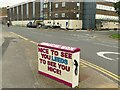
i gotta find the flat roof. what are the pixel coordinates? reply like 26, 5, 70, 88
7, 0, 35, 9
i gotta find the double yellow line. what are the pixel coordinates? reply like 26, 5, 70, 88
80, 59, 120, 82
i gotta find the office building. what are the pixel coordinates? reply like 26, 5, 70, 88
7, 0, 119, 29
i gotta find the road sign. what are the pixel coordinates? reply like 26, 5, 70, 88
38, 42, 80, 88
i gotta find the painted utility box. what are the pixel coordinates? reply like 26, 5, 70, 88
38, 42, 80, 88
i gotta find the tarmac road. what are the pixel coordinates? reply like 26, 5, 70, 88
2, 25, 119, 78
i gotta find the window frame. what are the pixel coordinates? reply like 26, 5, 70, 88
55, 3, 59, 8
62, 13, 65, 18
55, 13, 59, 18
62, 2, 66, 7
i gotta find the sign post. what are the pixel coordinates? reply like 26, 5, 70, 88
38, 42, 80, 88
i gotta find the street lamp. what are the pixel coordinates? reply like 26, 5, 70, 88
116, 8, 120, 23
116, 8, 120, 31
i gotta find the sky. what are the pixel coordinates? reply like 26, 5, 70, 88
0, 0, 119, 7
0, 0, 27, 7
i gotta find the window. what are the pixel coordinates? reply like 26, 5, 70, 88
44, 14, 48, 19
55, 13, 58, 18
62, 13, 65, 17
77, 2, 80, 6
49, 13, 51, 16
62, 2, 66, 7
96, 4, 115, 11
44, 4, 46, 8
76, 14, 79, 18
44, 4, 48, 8
46, 4, 48, 8
55, 3, 58, 8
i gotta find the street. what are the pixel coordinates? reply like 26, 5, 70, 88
2, 25, 120, 85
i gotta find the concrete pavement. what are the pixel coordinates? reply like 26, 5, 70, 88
2, 31, 119, 88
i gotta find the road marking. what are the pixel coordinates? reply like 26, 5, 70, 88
10, 32, 29, 41
10, 32, 39, 45
80, 59, 120, 82
80, 63, 87, 68
30, 41, 38, 45
94, 43, 119, 49
101, 41, 118, 45
97, 52, 120, 61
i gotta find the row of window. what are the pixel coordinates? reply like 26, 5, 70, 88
44, 2, 80, 9
96, 4, 115, 11
96, 14, 119, 20
104, 0, 119, 3
55, 2, 66, 8
44, 13, 80, 18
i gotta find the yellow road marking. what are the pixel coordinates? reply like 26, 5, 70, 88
81, 61, 120, 82
80, 63, 87, 68
10, 32, 38, 45
30, 41, 38, 45
80, 59, 120, 82
81, 59, 120, 79
10, 32, 29, 41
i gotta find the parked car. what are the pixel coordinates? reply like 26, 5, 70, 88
26, 21, 37, 28
26, 20, 43, 28
35, 20, 43, 27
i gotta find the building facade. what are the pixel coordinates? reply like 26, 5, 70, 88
7, 0, 119, 29
43, 2, 83, 29
0, 7, 7, 24
7, 0, 43, 26
95, 1, 119, 29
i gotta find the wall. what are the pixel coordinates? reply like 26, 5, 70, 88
11, 20, 31, 26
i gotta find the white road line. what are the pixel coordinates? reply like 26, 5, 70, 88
101, 41, 118, 45
97, 52, 120, 61
94, 43, 119, 49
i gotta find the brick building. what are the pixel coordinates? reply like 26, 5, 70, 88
43, 2, 83, 29
7, 0, 43, 26
7, 0, 119, 29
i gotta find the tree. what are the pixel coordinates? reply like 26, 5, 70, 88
114, 1, 120, 23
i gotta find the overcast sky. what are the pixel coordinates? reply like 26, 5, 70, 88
0, 0, 119, 7
0, 0, 27, 7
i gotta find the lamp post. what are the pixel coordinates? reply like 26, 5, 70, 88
116, 8, 120, 31
21, 4, 23, 26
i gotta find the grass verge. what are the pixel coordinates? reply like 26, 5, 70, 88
110, 34, 120, 40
